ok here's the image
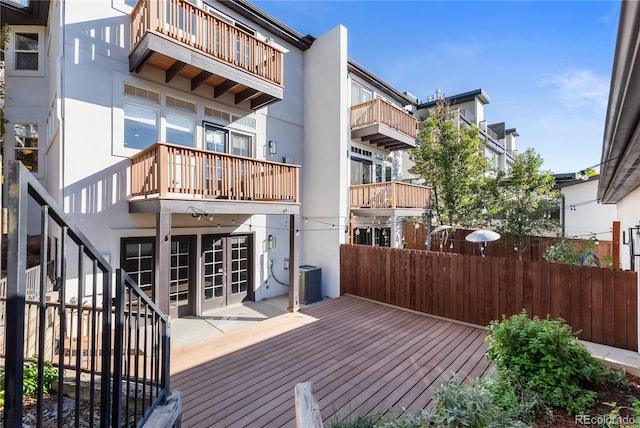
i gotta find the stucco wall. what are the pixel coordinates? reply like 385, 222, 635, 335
561, 179, 617, 241
302, 25, 348, 298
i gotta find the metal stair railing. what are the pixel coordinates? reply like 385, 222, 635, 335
3, 160, 170, 427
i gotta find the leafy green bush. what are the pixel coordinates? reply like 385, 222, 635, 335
486, 311, 604, 415
0, 356, 58, 406
377, 378, 526, 428
478, 373, 551, 424
544, 235, 597, 265
328, 414, 379, 428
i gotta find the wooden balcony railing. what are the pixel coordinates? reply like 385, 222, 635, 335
350, 99, 418, 139
130, 142, 299, 202
349, 182, 430, 209
131, 0, 284, 86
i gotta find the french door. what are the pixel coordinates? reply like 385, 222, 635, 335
201, 234, 252, 312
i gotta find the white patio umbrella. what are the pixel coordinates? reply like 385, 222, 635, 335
465, 230, 501, 257
430, 225, 453, 251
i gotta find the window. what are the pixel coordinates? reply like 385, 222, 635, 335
351, 157, 372, 185
230, 132, 251, 157
124, 103, 158, 150
14, 32, 38, 71
166, 113, 195, 147
121, 238, 155, 299
351, 82, 372, 106
14, 123, 38, 172
204, 123, 227, 152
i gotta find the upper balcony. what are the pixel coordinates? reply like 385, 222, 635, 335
350, 99, 418, 151
130, 0, 284, 110
129, 142, 299, 215
349, 182, 430, 216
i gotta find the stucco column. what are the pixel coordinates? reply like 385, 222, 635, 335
155, 211, 171, 316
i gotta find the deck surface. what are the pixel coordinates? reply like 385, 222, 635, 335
171, 295, 492, 427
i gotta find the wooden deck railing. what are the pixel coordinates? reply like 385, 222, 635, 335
349, 182, 430, 209
341, 244, 639, 351
350, 99, 418, 139
131, 0, 284, 86
130, 142, 299, 202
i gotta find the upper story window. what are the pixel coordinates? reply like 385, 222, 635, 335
124, 103, 159, 150
6, 27, 45, 76
14, 123, 39, 172
204, 123, 253, 157
351, 82, 372, 106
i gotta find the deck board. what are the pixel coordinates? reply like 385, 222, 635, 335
171, 295, 492, 427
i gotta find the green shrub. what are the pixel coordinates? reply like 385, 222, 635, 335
486, 310, 604, 414
377, 378, 526, 428
478, 373, 551, 424
328, 414, 379, 428
0, 356, 58, 406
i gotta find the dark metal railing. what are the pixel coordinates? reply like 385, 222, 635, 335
3, 161, 170, 427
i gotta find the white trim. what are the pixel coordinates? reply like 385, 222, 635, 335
6, 26, 45, 77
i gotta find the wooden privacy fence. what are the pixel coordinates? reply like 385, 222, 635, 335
402, 223, 613, 263
340, 244, 638, 351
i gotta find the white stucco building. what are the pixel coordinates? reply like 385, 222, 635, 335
1, 0, 433, 316
598, 1, 640, 272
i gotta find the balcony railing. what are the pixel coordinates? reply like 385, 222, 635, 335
130, 142, 299, 203
486, 127, 499, 141
131, 0, 284, 86
350, 182, 431, 209
459, 108, 476, 124
350, 99, 418, 140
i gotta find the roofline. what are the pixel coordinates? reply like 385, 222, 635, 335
417, 88, 490, 109
505, 128, 519, 136
0, 0, 50, 26
347, 59, 416, 105
219, 0, 315, 50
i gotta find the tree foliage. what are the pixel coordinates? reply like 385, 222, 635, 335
487, 149, 559, 260
1, 25, 8, 144
409, 99, 491, 227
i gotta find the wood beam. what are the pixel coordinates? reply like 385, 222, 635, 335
166, 60, 187, 83
214, 79, 239, 98
288, 214, 300, 312
134, 50, 155, 73
251, 93, 276, 110
191, 70, 213, 91
613, 220, 620, 270
235, 87, 259, 104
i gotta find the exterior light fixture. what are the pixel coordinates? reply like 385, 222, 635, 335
268, 140, 277, 154
268, 235, 276, 250
623, 222, 640, 270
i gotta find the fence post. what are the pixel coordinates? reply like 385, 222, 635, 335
613, 221, 620, 270
4, 161, 29, 426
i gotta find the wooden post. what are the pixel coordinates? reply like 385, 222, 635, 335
158, 144, 168, 197
349, 212, 354, 245
294, 383, 323, 428
155, 211, 171, 315
288, 214, 300, 312
613, 221, 621, 270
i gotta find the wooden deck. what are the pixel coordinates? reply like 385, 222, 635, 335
170, 295, 492, 427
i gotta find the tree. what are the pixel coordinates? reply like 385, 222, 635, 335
0, 25, 9, 150
489, 149, 559, 260
409, 99, 491, 227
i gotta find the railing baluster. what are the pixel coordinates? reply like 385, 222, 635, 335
58, 226, 68, 428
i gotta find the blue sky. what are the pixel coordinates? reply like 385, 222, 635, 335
254, 0, 621, 174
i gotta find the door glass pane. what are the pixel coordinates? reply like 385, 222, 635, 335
122, 240, 154, 299
230, 237, 248, 296
204, 124, 227, 152
170, 237, 190, 308
202, 236, 224, 300
350, 158, 372, 185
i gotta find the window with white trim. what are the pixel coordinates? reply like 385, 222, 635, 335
166, 112, 195, 147
351, 82, 372, 106
14, 123, 39, 172
124, 103, 159, 150
230, 132, 251, 157
14, 32, 38, 70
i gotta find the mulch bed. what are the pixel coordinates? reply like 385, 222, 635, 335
534, 372, 640, 427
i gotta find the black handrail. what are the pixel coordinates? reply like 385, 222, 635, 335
3, 160, 170, 427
